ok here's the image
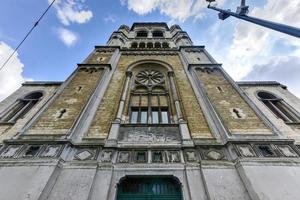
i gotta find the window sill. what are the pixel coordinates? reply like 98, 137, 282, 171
285, 122, 300, 125
121, 123, 178, 127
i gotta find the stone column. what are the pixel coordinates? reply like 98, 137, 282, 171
168, 71, 193, 146
106, 71, 132, 146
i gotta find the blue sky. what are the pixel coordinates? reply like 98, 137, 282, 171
0, 0, 300, 99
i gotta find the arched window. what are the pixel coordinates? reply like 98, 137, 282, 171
0, 91, 43, 123
131, 42, 138, 48
117, 177, 182, 200
129, 69, 171, 124
152, 30, 164, 37
147, 42, 153, 48
154, 42, 161, 48
139, 42, 146, 48
162, 42, 169, 48
257, 91, 300, 123
136, 30, 148, 37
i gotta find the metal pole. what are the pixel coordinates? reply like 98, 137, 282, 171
208, 5, 300, 38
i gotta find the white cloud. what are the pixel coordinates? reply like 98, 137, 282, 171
243, 56, 300, 98
56, 27, 79, 47
0, 42, 25, 100
121, 0, 225, 22
50, 0, 93, 26
218, 0, 300, 81
104, 14, 117, 23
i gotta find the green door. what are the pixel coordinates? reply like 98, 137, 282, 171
117, 177, 183, 200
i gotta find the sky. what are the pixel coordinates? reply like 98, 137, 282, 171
0, 0, 300, 100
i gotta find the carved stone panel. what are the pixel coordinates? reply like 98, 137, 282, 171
101, 150, 113, 162
237, 145, 256, 157
74, 149, 97, 161
40, 145, 62, 158
119, 126, 181, 143
204, 150, 224, 160
185, 151, 198, 162
277, 145, 298, 157
0, 145, 22, 158
167, 151, 181, 163
118, 152, 130, 163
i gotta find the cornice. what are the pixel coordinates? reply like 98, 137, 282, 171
188, 63, 222, 71
237, 81, 287, 89
77, 63, 112, 70
22, 81, 63, 86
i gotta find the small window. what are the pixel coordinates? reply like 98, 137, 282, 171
136, 152, 147, 163
24, 146, 40, 157
136, 31, 148, 37
258, 145, 275, 157
152, 30, 163, 37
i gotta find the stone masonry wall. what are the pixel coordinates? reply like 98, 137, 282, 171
26, 68, 104, 137
196, 68, 272, 135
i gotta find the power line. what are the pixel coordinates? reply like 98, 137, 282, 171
0, 0, 57, 72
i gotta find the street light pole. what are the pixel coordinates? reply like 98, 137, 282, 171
207, 1, 300, 38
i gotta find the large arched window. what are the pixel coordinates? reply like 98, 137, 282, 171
257, 91, 300, 123
117, 177, 182, 200
129, 69, 170, 124
0, 91, 43, 123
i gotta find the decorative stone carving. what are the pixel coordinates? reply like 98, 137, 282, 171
205, 150, 224, 160
41, 145, 61, 157
277, 145, 298, 157
0, 145, 21, 158
95, 48, 116, 53
167, 151, 180, 163
74, 149, 95, 161
186, 151, 197, 162
238, 146, 256, 157
135, 70, 164, 88
123, 51, 177, 56
118, 152, 130, 163
185, 48, 203, 53
101, 151, 113, 162
119, 126, 181, 143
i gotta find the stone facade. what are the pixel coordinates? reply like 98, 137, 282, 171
0, 22, 300, 200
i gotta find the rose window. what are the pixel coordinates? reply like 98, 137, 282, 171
135, 70, 164, 88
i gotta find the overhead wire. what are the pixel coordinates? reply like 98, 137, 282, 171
0, 0, 57, 72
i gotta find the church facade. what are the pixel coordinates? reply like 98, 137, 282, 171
0, 22, 300, 200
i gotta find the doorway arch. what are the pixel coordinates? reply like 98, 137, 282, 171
116, 176, 183, 200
